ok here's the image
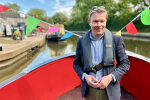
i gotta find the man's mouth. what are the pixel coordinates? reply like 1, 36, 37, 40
97, 28, 102, 32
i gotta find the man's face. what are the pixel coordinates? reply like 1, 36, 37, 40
88, 12, 107, 37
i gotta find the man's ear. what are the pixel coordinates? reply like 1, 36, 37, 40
88, 20, 90, 26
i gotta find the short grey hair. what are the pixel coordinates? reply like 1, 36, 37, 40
88, 7, 108, 20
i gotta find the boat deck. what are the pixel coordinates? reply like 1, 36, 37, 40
55, 86, 137, 100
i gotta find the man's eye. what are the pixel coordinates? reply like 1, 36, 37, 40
101, 21, 105, 23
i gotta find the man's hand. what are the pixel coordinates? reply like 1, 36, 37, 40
84, 74, 99, 88
97, 75, 113, 89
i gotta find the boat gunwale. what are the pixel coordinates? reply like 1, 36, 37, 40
126, 50, 150, 63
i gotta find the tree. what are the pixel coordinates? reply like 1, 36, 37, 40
68, 0, 150, 31
44, 17, 53, 24
118, 0, 150, 32
27, 8, 46, 21
69, 0, 118, 31
52, 12, 69, 25
4, 2, 20, 13
130, 0, 150, 12
106, 0, 134, 31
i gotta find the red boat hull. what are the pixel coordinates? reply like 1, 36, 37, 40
0, 56, 81, 100
120, 56, 150, 100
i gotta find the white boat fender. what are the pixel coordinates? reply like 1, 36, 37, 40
0, 43, 2, 51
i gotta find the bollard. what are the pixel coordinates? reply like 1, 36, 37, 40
0, 43, 2, 51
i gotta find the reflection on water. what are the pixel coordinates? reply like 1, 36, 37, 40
47, 41, 67, 57
123, 37, 150, 58
47, 35, 78, 57
0, 45, 46, 83
27, 36, 78, 68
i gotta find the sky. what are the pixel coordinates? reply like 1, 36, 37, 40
0, 0, 76, 18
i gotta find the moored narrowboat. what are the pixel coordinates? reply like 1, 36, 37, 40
46, 24, 66, 42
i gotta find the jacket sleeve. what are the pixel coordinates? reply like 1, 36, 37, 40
73, 37, 84, 80
111, 35, 130, 82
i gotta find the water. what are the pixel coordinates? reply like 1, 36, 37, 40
0, 35, 150, 83
0, 35, 78, 83
123, 37, 150, 58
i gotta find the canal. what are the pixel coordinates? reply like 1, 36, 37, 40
0, 35, 150, 83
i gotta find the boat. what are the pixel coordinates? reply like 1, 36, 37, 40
46, 24, 66, 42
120, 50, 150, 100
46, 34, 65, 42
0, 50, 150, 100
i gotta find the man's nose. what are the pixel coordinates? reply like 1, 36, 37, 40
97, 22, 101, 26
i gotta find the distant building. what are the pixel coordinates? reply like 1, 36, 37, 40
0, 12, 21, 19
0, 12, 26, 26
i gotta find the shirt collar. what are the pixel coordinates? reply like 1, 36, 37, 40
90, 32, 104, 40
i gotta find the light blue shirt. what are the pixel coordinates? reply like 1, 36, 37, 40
82, 32, 116, 82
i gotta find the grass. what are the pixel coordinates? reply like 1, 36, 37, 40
0, 37, 21, 44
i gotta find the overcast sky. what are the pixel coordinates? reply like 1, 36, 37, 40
0, 0, 76, 18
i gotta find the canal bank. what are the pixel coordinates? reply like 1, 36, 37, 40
72, 31, 150, 38
0, 34, 46, 68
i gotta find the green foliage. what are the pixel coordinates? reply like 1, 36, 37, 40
66, 0, 150, 32
26, 8, 46, 21
52, 12, 70, 25
67, 0, 118, 31
44, 17, 53, 24
4, 2, 20, 13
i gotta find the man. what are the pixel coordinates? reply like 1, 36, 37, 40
73, 6, 130, 100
